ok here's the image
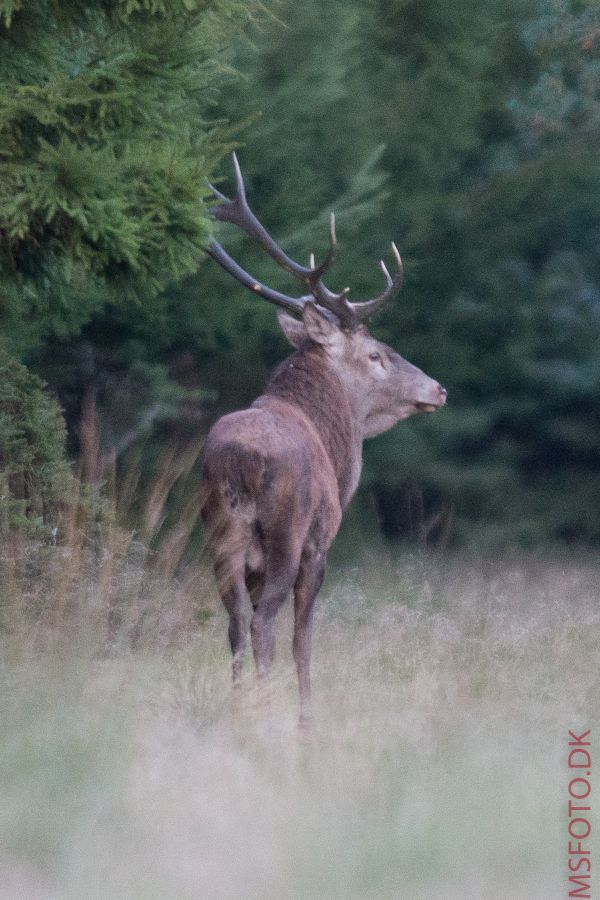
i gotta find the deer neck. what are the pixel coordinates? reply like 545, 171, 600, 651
262, 348, 362, 507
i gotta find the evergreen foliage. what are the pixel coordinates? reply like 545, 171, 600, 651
0, 0, 265, 354
0, 348, 76, 534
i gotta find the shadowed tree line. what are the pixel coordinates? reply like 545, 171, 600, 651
1, 0, 599, 550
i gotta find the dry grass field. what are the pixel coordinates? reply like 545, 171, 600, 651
0, 532, 598, 899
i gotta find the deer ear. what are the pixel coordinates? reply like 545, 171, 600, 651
302, 302, 342, 349
277, 310, 307, 348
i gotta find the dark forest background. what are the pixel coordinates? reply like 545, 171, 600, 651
2, 0, 600, 552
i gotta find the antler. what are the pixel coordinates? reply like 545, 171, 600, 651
206, 153, 403, 330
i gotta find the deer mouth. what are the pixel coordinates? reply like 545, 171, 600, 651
414, 402, 439, 414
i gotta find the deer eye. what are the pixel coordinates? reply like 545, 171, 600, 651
369, 352, 382, 363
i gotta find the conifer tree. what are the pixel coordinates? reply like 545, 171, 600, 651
0, 0, 265, 355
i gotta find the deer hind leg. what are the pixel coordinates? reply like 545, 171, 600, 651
293, 545, 326, 726
250, 543, 299, 679
214, 552, 250, 685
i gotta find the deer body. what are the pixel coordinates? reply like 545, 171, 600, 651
201, 157, 446, 722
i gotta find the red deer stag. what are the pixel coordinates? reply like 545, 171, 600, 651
201, 155, 446, 723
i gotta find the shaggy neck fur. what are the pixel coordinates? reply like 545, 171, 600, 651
261, 346, 360, 507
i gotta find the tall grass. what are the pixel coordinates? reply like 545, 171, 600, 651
1, 526, 598, 899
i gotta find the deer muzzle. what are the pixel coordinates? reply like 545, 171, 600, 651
415, 384, 447, 413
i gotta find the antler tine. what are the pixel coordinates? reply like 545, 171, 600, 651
301, 212, 363, 327
231, 150, 247, 202
344, 242, 404, 326
209, 154, 334, 285
311, 211, 337, 279
304, 217, 402, 330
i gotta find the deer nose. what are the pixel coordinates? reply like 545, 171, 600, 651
437, 384, 447, 404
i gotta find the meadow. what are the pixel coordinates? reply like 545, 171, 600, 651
0, 531, 598, 900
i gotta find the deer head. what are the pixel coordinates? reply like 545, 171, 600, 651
206, 154, 447, 437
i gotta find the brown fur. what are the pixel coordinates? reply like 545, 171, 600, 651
262, 345, 356, 506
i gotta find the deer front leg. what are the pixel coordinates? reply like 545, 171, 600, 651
293, 546, 326, 727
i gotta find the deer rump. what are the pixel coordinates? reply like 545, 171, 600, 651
201, 397, 341, 598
